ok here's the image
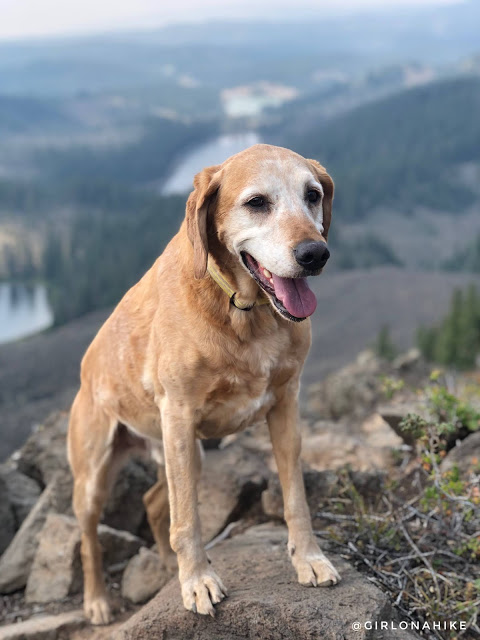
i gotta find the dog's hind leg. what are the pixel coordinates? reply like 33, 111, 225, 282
143, 465, 175, 570
144, 440, 203, 571
68, 392, 122, 625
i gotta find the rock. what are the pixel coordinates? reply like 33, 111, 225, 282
0, 610, 85, 640
11, 411, 177, 541
307, 350, 384, 420
377, 403, 422, 447
25, 514, 145, 604
0, 472, 73, 594
379, 397, 476, 453
13, 410, 158, 538
300, 414, 402, 472
24, 514, 82, 604
0, 463, 42, 527
99, 523, 146, 568
114, 524, 419, 640
14, 412, 70, 486
440, 431, 480, 473
103, 459, 157, 536
263, 469, 336, 520
392, 348, 422, 372
122, 547, 171, 604
263, 469, 386, 521
0, 473, 16, 556
198, 444, 269, 542
10, 411, 267, 545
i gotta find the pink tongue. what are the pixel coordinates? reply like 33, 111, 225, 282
271, 274, 317, 318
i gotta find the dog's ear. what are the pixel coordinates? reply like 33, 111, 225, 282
308, 159, 334, 240
186, 165, 223, 279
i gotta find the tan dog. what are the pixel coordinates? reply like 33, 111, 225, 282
67, 143, 340, 625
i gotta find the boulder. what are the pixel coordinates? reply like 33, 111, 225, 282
12, 410, 158, 538
114, 524, 419, 640
0, 473, 16, 556
102, 458, 157, 536
25, 514, 82, 604
0, 463, 42, 527
197, 444, 269, 542
10, 411, 268, 545
377, 403, 423, 447
391, 348, 422, 372
25, 513, 146, 604
0, 610, 85, 640
379, 398, 477, 453
122, 547, 171, 604
440, 431, 480, 473
0, 471, 73, 594
300, 414, 402, 473
307, 350, 384, 420
14, 412, 70, 486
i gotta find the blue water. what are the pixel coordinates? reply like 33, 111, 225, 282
161, 132, 261, 195
0, 282, 53, 344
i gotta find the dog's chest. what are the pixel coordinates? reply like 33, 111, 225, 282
196, 373, 276, 439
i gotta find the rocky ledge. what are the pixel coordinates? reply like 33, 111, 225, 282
115, 524, 417, 640
1, 349, 478, 639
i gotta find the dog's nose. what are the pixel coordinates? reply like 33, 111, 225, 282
294, 240, 330, 271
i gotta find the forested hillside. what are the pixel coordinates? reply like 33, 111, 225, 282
43, 195, 185, 324
0, 95, 75, 133
37, 117, 218, 184
445, 233, 480, 273
266, 76, 480, 221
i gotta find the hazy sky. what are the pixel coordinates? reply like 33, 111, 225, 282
0, 0, 463, 41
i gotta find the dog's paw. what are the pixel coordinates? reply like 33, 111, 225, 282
293, 552, 341, 588
85, 596, 113, 625
181, 568, 228, 616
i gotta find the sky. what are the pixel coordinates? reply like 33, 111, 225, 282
0, 0, 464, 41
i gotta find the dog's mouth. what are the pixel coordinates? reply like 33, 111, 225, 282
241, 252, 317, 322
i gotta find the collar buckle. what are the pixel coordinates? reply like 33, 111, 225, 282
207, 262, 270, 311
230, 293, 255, 311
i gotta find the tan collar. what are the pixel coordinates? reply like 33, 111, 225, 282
207, 260, 270, 311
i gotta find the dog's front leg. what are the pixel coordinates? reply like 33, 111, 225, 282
161, 401, 227, 616
268, 383, 341, 587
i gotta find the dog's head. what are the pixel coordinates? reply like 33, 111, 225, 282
186, 144, 334, 322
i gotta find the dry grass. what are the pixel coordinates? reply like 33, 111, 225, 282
314, 447, 480, 639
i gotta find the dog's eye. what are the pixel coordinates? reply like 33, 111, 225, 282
307, 189, 321, 204
246, 196, 266, 208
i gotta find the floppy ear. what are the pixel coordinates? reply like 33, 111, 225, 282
186, 164, 222, 279
308, 159, 334, 240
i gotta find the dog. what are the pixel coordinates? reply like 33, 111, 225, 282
67, 143, 340, 624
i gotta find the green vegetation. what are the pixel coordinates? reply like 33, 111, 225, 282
417, 285, 480, 369
330, 232, 402, 269
0, 177, 148, 219
37, 117, 218, 185
2, 74, 479, 325
374, 325, 398, 362
401, 374, 480, 448
0, 95, 74, 133
42, 194, 185, 325
0, 114, 218, 315
444, 233, 480, 273
266, 76, 480, 221
320, 376, 480, 639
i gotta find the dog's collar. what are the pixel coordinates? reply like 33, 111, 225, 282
207, 262, 270, 311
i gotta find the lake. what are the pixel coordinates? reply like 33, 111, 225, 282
0, 282, 54, 345
161, 132, 261, 195
0, 133, 260, 344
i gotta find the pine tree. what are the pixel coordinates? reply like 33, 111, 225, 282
417, 286, 480, 369
375, 325, 397, 361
